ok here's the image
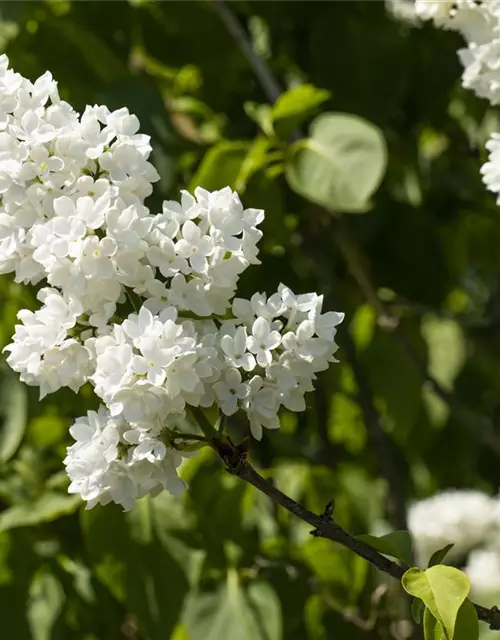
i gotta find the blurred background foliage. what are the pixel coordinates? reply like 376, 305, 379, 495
0, 1, 499, 638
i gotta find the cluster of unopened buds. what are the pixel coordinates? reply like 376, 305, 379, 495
0, 55, 344, 509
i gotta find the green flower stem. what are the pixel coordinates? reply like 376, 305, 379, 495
188, 406, 220, 441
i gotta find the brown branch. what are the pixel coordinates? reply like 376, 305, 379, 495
214, 437, 500, 632
212, 0, 409, 531
210, 3, 500, 630
210, 0, 282, 104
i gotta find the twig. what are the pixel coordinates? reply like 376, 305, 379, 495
213, 437, 500, 632
210, 0, 282, 104
212, 0, 500, 458
208, 2, 500, 632
212, 0, 409, 530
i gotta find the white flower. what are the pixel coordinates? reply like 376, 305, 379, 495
175, 220, 214, 273
415, 0, 497, 43
466, 548, 500, 595
408, 490, 500, 565
76, 236, 117, 278
122, 306, 165, 347
64, 407, 187, 510
481, 132, 500, 199
220, 326, 256, 371
0, 49, 346, 509
162, 190, 200, 225
245, 375, 280, 440
214, 368, 247, 415
147, 237, 188, 277
282, 320, 330, 359
167, 274, 212, 316
18, 145, 64, 182
99, 143, 159, 183
246, 317, 281, 367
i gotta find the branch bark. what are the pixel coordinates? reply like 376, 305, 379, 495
212, 0, 409, 531
210, 2, 500, 631
213, 437, 500, 632
210, 0, 282, 103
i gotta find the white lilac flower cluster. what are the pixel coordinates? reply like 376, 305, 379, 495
409, 490, 500, 597
414, 1, 500, 104
0, 55, 344, 510
413, 4, 500, 227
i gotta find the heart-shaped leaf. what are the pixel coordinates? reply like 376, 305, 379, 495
285, 112, 387, 213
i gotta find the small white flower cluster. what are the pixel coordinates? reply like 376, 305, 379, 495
409, 490, 500, 597
414, 3, 500, 219
0, 55, 344, 510
415, 1, 500, 104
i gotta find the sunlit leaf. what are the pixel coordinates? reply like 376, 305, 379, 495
190, 141, 248, 191
0, 492, 80, 532
0, 366, 27, 463
285, 112, 387, 213
27, 570, 65, 640
402, 566, 470, 639
184, 571, 282, 640
271, 84, 330, 139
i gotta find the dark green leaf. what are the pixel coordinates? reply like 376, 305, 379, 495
424, 607, 446, 640
453, 599, 478, 640
0, 366, 27, 463
428, 544, 455, 568
357, 530, 413, 565
82, 499, 190, 640
412, 598, 424, 624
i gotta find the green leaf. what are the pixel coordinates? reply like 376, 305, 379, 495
285, 112, 387, 213
428, 544, 455, 568
402, 566, 470, 640
424, 602, 478, 640
190, 141, 248, 191
271, 84, 330, 139
0, 492, 81, 531
453, 599, 478, 640
183, 571, 282, 640
424, 607, 446, 640
235, 136, 272, 191
356, 530, 413, 565
412, 598, 424, 624
422, 317, 465, 427
0, 530, 41, 639
244, 102, 274, 137
82, 499, 190, 640
27, 569, 65, 640
0, 366, 28, 463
